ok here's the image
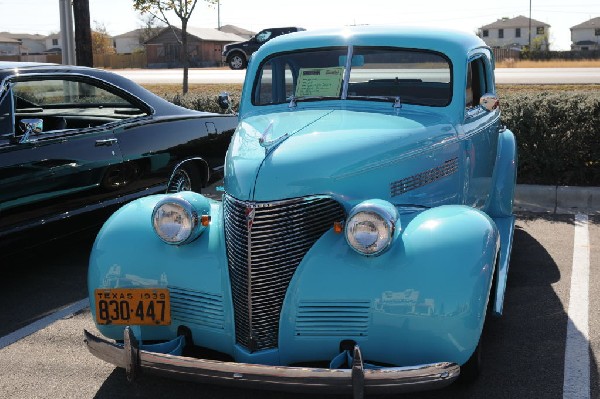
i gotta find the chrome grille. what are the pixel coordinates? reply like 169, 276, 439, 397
390, 157, 458, 197
223, 194, 346, 352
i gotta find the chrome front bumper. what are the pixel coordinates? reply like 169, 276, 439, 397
84, 328, 460, 398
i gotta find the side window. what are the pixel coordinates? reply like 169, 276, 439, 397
11, 77, 149, 135
255, 30, 272, 43
466, 57, 489, 109
255, 59, 295, 105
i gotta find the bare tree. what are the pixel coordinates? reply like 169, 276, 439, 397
91, 21, 116, 55
133, 0, 218, 94
138, 13, 165, 45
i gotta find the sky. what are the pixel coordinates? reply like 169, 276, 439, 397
1, 0, 599, 51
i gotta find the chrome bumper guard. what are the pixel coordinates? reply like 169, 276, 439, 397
84, 328, 460, 398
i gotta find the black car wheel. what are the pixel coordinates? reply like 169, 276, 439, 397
166, 164, 203, 193
228, 53, 247, 70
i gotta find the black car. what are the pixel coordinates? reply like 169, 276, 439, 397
222, 27, 305, 69
0, 61, 237, 252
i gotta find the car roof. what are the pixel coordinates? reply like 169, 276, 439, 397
243, 25, 493, 120
254, 25, 489, 65
0, 61, 204, 117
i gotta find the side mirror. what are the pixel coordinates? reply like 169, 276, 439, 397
16, 118, 43, 143
480, 93, 499, 111
217, 92, 234, 114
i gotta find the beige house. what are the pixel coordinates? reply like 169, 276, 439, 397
0, 35, 21, 56
44, 33, 62, 53
113, 29, 145, 54
479, 15, 550, 50
570, 17, 600, 51
0, 32, 46, 54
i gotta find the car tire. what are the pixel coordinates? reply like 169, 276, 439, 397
166, 163, 203, 193
228, 53, 247, 70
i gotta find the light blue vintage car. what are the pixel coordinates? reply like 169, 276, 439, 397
84, 25, 517, 397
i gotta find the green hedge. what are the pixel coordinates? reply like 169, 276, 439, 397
163, 90, 600, 187
501, 91, 600, 186
164, 92, 242, 115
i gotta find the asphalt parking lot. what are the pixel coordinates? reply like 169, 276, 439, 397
0, 210, 598, 399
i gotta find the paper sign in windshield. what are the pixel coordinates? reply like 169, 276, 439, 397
295, 67, 344, 97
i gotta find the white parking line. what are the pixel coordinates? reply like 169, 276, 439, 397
0, 298, 89, 350
563, 213, 590, 399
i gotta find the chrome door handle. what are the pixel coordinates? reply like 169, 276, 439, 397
95, 138, 118, 146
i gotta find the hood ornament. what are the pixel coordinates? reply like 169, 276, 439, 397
259, 121, 291, 155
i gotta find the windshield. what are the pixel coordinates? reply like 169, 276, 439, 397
253, 46, 452, 107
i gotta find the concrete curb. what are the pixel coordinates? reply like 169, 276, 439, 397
514, 184, 600, 215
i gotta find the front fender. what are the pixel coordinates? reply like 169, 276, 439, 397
279, 205, 499, 367
87, 192, 234, 355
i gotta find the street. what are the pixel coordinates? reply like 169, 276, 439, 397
113, 67, 600, 85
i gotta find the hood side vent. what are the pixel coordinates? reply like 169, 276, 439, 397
390, 157, 458, 197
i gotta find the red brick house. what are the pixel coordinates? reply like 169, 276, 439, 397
145, 26, 246, 67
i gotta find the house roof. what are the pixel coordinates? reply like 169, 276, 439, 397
0, 35, 20, 44
571, 17, 600, 30
113, 28, 145, 39
219, 24, 255, 37
186, 27, 246, 42
481, 15, 550, 29
0, 32, 46, 41
149, 26, 247, 43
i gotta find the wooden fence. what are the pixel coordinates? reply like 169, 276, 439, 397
492, 48, 521, 61
92, 53, 147, 69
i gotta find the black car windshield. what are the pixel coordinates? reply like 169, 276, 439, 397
253, 46, 452, 107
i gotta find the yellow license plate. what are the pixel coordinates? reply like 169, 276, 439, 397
94, 288, 171, 326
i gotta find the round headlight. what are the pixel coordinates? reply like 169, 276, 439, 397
152, 197, 199, 245
345, 200, 398, 256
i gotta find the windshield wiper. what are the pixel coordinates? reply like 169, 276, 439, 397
346, 95, 402, 108
288, 95, 340, 108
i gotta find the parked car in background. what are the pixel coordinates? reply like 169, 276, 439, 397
0, 62, 237, 253
222, 26, 305, 69
85, 26, 517, 397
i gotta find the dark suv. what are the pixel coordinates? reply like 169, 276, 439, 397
222, 27, 305, 70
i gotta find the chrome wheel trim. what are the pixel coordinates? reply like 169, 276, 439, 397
230, 55, 244, 69
167, 169, 192, 193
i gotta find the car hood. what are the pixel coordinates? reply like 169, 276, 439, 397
224, 108, 459, 205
